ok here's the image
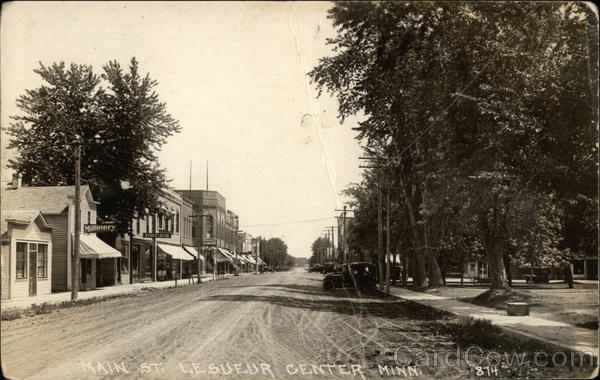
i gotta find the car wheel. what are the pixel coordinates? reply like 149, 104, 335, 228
323, 280, 336, 291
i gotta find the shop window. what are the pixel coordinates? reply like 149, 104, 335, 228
37, 244, 48, 278
16, 242, 27, 279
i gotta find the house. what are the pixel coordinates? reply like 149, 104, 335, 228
1, 178, 121, 292
1, 210, 53, 299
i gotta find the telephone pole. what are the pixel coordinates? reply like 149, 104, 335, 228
377, 174, 384, 290
385, 190, 391, 293
71, 144, 81, 301
360, 156, 393, 291
335, 206, 354, 264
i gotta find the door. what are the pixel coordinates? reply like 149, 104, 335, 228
81, 259, 87, 286
28, 244, 37, 296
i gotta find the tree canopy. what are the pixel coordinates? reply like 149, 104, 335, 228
310, 2, 598, 289
5, 58, 181, 234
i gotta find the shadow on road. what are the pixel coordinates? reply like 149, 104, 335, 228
223, 284, 384, 300
204, 291, 446, 321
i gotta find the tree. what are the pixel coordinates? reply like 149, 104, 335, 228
310, 2, 597, 290
259, 237, 290, 267
310, 236, 332, 265
5, 58, 181, 235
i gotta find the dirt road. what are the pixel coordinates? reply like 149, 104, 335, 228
1, 269, 595, 380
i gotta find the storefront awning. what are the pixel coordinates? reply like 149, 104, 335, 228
245, 255, 257, 265
182, 246, 205, 261
217, 247, 236, 261
158, 244, 194, 261
79, 234, 122, 259
213, 248, 231, 263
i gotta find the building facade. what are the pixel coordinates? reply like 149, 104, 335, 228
1, 210, 53, 299
1, 179, 121, 292
176, 190, 240, 275
121, 189, 195, 284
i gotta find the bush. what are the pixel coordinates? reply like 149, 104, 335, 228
1, 308, 23, 321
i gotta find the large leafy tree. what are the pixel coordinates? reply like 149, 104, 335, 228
310, 2, 597, 290
5, 58, 181, 234
310, 236, 333, 265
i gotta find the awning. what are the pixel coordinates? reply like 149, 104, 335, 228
217, 247, 236, 261
79, 234, 122, 259
213, 248, 232, 263
158, 244, 194, 261
182, 246, 205, 261
245, 255, 257, 265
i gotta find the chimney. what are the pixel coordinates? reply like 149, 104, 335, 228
11, 172, 22, 189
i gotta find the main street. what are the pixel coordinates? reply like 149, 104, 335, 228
2, 269, 456, 379
1, 269, 595, 380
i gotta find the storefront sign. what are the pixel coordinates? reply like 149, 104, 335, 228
203, 238, 217, 246
143, 232, 172, 239
84, 224, 117, 233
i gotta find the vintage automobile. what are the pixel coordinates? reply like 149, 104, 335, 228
308, 264, 323, 273
323, 262, 377, 292
521, 265, 551, 283
322, 262, 336, 274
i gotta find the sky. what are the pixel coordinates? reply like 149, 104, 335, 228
1, 1, 364, 258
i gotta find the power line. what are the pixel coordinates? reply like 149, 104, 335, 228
241, 217, 336, 228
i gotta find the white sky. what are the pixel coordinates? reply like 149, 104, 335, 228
1, 1, 363, 258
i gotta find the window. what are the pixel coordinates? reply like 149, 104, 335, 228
146, 215, 150, 233
159, 215, 163, 229
176, 212, 179, 233
87, 211, 91, 224
136, 218, 140, 234
37, 244, 48, 277
192, 225, 196, 239
16, 242, 27, 279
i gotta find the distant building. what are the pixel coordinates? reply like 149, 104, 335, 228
175, 190, 236, 274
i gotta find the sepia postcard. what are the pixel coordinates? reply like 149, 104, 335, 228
1, 1, 598, 379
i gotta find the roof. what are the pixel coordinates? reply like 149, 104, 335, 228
1, 209, 53, 235
1, 185, 95, 214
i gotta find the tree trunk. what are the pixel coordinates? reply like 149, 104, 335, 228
460, 253, 464, 287
504, 252, 513, 287
564, 263, 574, 288
392, 250, 397, 286
426, 252, 444, 286
423, 219, 444, 286
440, 254, 447, 286
400, 180, 427, 288
479, 211, 508, 290
402, 255, 408, 286
487, 237, 509, 290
